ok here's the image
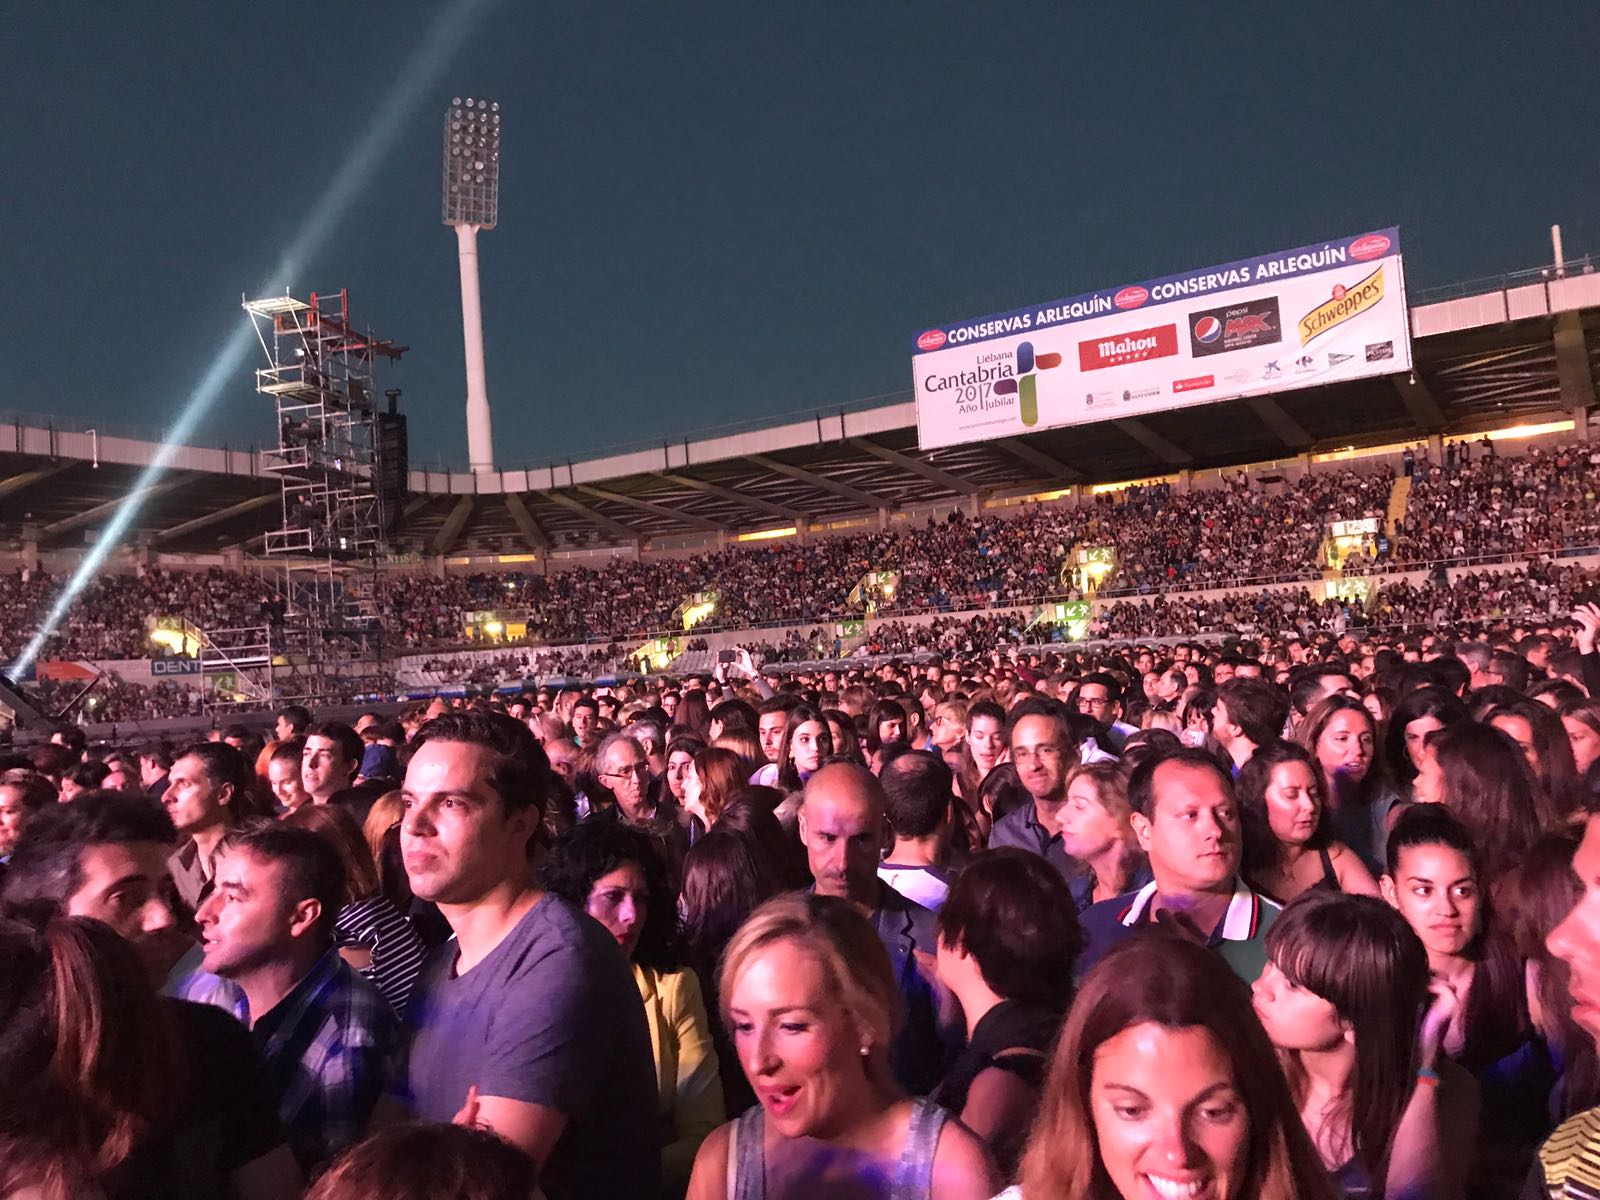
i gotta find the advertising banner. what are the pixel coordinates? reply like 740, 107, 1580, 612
151, 657, 202, 677
913, 229, 1411, 450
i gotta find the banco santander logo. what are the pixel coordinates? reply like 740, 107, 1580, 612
991, 341, 1061, 427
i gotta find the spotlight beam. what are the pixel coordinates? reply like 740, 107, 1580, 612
10, 0, 498, 678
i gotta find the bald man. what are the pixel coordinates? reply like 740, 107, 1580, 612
799, 762, 947, 1094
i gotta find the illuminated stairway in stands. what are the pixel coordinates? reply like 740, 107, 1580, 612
1385, 473, 1412, 539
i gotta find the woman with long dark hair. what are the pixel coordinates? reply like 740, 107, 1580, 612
1251, 891, 1476, 1198
0, 916, 181, 1193
1296, 695, 1404, 876
1004, 931, 1337, 1200
714, 793, 810, 889
1239, 742, 1378, 905
1486, 699, 1582, 828
823, 708, 864, 767
864, 698, 910, 773
1382, 687, 1469, 799
665, 734, 708, 809
773, 703, 833, 794
1498, 830, 1600, 1121
1381, 804, 1550, 1192
0, 914, 301, 1198
1412, 722, 1543, 883
677, 690, 712, 739
540, 822, 723, 1194
1557, 698, 1600, 780
679, 828, 784, 1117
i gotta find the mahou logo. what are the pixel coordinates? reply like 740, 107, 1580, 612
916, 329, 947, 352
1078, 324, 1179, 371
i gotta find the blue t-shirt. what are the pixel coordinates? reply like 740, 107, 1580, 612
396, 894, 661, 1200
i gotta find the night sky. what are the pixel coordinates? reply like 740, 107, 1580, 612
4, 1, 1597, 471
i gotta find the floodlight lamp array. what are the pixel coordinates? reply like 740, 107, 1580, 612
442, 96, 500, 227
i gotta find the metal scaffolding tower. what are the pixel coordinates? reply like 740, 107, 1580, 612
243, 290, 406, 699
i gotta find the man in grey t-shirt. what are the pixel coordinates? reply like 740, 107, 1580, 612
393, 711, 659, 1199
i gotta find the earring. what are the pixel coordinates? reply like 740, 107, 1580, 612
859, 1044, 870, 1057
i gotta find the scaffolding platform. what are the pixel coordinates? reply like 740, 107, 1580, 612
243, 288, 404, 696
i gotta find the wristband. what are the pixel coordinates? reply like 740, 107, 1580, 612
1416, 1066, 1441, 1086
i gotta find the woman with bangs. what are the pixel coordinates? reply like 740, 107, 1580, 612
686, 893, 997, 1200
956, 700, 1008, 825
1382, 688, 1469, 801
1251, 891, 1477, 1199
683, 747, 747, 831
822, 708, 864, 767
866, 698, 912, 775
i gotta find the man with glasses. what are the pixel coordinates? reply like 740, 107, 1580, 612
587, 732, 692, 884
987, 703, 1084, 884
926, 699, 968, 754
1074, 673, 1137, 753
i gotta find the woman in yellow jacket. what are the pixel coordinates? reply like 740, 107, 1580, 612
541, 818, 724, 1196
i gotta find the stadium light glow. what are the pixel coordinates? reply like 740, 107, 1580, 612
8, 0, 498, 679
1486, 419, 1575, 441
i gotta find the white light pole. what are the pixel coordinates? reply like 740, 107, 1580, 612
443, 97, 500, 476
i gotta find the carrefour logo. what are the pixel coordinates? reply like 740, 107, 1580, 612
992, 341, 1061, 427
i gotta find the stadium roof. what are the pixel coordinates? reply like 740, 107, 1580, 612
2, 265, 1597, 558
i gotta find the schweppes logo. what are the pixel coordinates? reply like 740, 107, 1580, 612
1299, 266, 1384, 346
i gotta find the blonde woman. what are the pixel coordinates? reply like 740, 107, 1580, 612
687, 894, 997, 1200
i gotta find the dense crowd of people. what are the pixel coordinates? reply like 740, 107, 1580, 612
1391, 441, 1600, 565
7, 588, 1600, 1198
8, 442, 1599, 676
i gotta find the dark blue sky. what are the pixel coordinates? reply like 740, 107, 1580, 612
4, 2, 1597, 470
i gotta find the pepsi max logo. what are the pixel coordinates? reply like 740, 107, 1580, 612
916, 329, 947, 352
1114, 285, 1149, 310
1192, 316, 1222, 344
1350, 234, 1391, 261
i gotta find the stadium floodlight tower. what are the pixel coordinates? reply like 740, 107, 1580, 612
443, 96, 501, 477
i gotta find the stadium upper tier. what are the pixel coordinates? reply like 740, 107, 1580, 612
3, 439, 1600, 664
0, 262, 1597, 557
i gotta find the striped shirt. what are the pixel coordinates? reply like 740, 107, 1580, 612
337, 894, 427, 1018
1525, 1107, 1600, 1199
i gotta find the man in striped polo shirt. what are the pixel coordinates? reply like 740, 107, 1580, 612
1076, 747, 1281, 985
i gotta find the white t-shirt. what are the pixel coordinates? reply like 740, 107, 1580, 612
876, 863, 952, 911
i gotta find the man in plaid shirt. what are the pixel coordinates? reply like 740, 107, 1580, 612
197, 821, 397, 1172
